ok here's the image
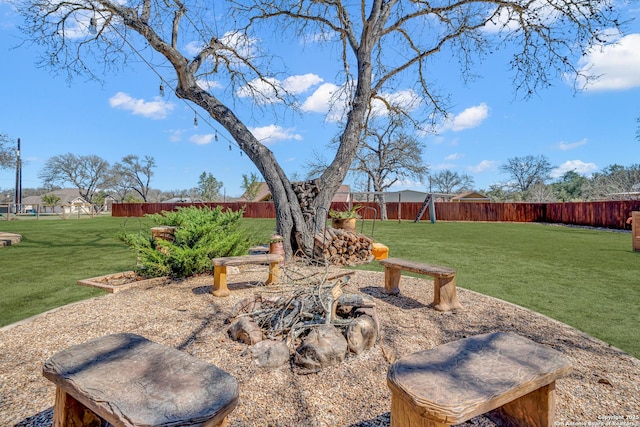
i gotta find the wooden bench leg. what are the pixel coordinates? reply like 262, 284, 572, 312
53, 386, 102, 427
212, 266, 230, 297
265, 261, 280, 286
384, 266, 402, 295
433, 276, 462, 311
391, 392, 449, 427
491, 382, 556, 427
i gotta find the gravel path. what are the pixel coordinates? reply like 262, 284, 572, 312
1, 266, 638, 427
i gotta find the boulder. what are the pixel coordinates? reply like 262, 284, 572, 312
249, 340, 290, 368
228, 318, 263, 345
345, 314, 377, 355
294, 325, 347, 370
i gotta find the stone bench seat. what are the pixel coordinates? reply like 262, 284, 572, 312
387, 332, 572, 427
43, 333, 238, 427
378, 257, 461, 311
211, 253, 284, 297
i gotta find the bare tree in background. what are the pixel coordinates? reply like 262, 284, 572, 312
0, 133, 16, 170
112, 155, 156, 202
16, 0, 620, 256
586, 164, 640, 200
306, 114, 428, 220
108, 162, 135, 202
39, 153, 110, 203
500, 155, 553, 193
429, 170, 475, 194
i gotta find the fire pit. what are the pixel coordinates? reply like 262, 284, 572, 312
226, 269, 379, 372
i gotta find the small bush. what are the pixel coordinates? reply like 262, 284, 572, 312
118, 206, 253, 278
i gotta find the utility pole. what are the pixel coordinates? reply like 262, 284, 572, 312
14, 138, 22, 213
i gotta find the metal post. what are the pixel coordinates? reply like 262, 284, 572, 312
429, 193, 436, 224
14, 138, 22, 213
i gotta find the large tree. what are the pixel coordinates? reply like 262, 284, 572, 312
16, 0, 619, 257
112, 155, 156, 202
39, 153, 110, 203
429, 170, 475, 194
500, 155, 553, 193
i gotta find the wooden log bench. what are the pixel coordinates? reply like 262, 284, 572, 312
43, 333, 239, 427
378, 257, 462, 311
211, 253, 284, 297
387, 332, 572, 427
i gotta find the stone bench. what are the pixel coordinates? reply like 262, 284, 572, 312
211, 253, 284, 297
387, 332, 572, 427
378, 257, 462, 311
43, 333, 238, 427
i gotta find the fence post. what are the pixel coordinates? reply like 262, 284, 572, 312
633, 211, 640, 252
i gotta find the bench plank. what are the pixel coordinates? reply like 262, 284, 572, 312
43, 333, 238, 427
378, 257, 461, 311
211, 254, 284, 297
387, 332, 572, 427
212, 253, 283, 267
379, 258, 455, 278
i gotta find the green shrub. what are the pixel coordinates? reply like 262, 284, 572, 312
119, 206, 253, 278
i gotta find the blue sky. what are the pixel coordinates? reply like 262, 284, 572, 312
1, 2, 639, 198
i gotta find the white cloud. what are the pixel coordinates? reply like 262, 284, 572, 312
283, 74, 324, 94
167, 129, 184, 142
439, 103, 489, 132
576, 33, 640, 91
301, 82, 341, 114
302, 83, 420, 123
556, 138, 587, 151
109, 92, 174, 119
551, 160, 598, 178
445, 153, 463, 161
190, 134, 214, 145
468, 160, 499, 173
249, 125, 302, 144
237, 73, 323, 104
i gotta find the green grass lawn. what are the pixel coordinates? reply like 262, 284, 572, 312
0, 216, 155, 326
1, 216, 639, 359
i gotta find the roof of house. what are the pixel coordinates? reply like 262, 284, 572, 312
451, 191, 490, 201
23, 189, 88, 206
238, 183, 351, 203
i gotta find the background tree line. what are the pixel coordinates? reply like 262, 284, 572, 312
0, 148, 260, 205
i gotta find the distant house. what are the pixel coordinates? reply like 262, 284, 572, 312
238, 183, 352, 203
22, 189, 116, 214
451, 191, 490, 203
353, 190, 435, 203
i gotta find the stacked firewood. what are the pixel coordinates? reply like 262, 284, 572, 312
291, 180, 320, 223
314, 228, 374, 265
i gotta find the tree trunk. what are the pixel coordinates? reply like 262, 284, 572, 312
123, 4, 372, 259
176, 86, 324, 257
374, 192, 388, 221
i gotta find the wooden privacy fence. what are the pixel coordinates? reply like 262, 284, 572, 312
112, 200, 640, 230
